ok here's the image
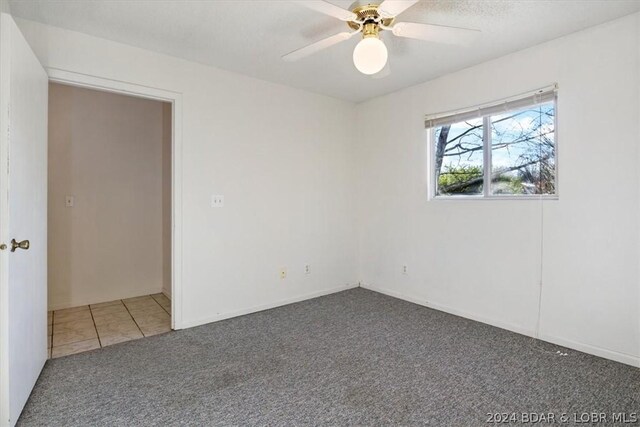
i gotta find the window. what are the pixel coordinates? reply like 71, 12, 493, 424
427, 88, 557, 198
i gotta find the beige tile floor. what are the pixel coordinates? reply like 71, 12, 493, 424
48, 293, 171, 358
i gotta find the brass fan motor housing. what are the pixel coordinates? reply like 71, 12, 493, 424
347, 1, 394, 31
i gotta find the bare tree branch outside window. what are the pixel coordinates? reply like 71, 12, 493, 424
434, 102, 555, 196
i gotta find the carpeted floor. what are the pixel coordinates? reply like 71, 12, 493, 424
18, 288, 640, 426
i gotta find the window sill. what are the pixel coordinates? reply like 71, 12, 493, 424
429, 195, 559, 201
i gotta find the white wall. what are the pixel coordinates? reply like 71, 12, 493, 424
355, 13, 640, 367
16, 18, 358, 328
48, 83, 170, 309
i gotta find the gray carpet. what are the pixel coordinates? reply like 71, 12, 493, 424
18, 288, 640, 426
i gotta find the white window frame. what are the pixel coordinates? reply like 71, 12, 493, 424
427, 85, 559, 201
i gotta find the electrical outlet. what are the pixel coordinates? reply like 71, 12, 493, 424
280, 268, 287, 279
304, 264, 311, 275
402, 265, 408, 275
211, 195, 225, 208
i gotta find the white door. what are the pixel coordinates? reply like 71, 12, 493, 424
0, 13, 48, 427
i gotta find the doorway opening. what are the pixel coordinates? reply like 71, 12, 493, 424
47, 82, 173, 358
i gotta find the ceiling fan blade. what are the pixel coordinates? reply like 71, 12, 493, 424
282, 32, 355, 62
391, 22, 480, 45
292, 1, 357, 22
378, 0, 420, 18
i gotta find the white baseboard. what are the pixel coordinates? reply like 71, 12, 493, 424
361, 283, 640, 368
537, 333, 639, 368
179, 283, 359, 329
48, 286, 164, 311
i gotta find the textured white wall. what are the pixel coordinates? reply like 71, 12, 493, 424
354, 14, 640, 367
18, 18, 359, 326
48, 83, 170, 309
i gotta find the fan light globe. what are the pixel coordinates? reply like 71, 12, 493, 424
352, 37, 388, 75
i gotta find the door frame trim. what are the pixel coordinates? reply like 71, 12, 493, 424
46, 68, 184, 330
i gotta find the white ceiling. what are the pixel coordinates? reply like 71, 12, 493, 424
9, 0, 640, 103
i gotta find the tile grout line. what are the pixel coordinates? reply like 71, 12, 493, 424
122, 299, 146, 337
88, 305, 103, 349
151, 294, 171, 317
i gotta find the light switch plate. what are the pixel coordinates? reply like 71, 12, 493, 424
65, 195, 75, 207
211, 195, 224, 208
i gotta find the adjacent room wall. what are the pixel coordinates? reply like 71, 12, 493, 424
161, 102, 171, 298
354, 13, 640, 367
48, 83, 171, 309
18, 18, 358, 327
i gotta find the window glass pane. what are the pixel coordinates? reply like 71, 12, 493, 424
434, 118, 484, 196
490, 102, 555, 195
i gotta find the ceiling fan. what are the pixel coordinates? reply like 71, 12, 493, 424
283, 0, 480, 76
